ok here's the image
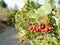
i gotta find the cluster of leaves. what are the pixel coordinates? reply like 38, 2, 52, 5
0, 0, 17, 26
5, 9, 17, 25
15, 0, 60, 45
0, 0, 7, 8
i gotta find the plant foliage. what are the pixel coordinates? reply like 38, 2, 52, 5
15, 0, 60, 45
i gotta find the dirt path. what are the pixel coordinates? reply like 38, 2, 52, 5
0, 26, 18, 45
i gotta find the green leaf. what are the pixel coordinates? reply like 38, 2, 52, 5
45, 17, 51, 24
28, 10, 35, 18
56, 10, 60, 23
25, 1, 41, 11
18, 28, 27, 37
45, 0, 55, 9
56, 10, 60, 18
51, 17, 56, 25
36, 4, 52, 16
30, 1, 40, 9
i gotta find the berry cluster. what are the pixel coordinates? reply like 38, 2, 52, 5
28, 23, 52, 33
38, 23, 52, 32
28, 25, 38, 33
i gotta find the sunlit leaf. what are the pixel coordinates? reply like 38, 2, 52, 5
36, 4, 52, 16
45, 0, 55, 9
56, 10, 60, 23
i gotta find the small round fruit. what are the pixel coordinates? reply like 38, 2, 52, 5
44, 28, 48, 32
40, 29, 44, 32
38, 26, 41, 30
48, 23, 52, 27
30, 30, 34, 33
38, 23, 45, 29
19, 37, 24, 43
48, 27, 52, 31
28, 25, 38, 33
28, 26, 33, 31
34, 30, 37, 33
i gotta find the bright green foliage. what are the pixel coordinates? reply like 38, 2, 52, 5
15, 0, 60, 45
36, 4, 52, 16
25, 0, 41, 10
56, 10, 60, 23
45, 0, 55, 9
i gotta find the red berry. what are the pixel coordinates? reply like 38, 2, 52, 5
44, 28, 48, 32
38, 23, 52, 32
36, 27, 38, 31
38, 23, 45, 28
34, 30, 37, 33
19, 37, 24, 43
33, 27, 36, 30
40, 29, 44, 32
41, 23, 45, 29
28, 26, 33, 30
28, 25, 35, 30
28, 25, 38, 33
20, 39, 24, 42
48, 27, 52, 31
48, 23, 52, 27
30, 30, 34, 32
47, 23, 52, 31
38, 26, 41, 30
38, 23, 46, 32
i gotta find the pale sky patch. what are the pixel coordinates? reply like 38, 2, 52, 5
4, 0, 59, 9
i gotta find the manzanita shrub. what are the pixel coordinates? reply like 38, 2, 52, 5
15, 0, 60, 45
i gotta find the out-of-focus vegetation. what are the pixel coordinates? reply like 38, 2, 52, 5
0, 0, 7, 32
0, 0, 17, 32
0, 0, 7, 8
5, 9, 17, 26
0, 0, 17, 25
